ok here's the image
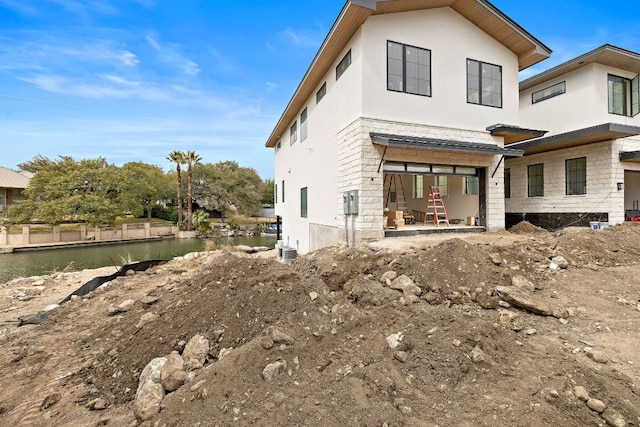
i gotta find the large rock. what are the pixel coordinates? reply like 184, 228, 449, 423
495, 286, 552, 316
134, 357, 167, 422
183, 335, 210, 366
161, 352, 187, 392
511, 276, 535, 292
602, 409, 627, 427
267, 326, 295, 345
262, 360, 287, 381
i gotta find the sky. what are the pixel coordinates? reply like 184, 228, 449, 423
1, 1, 640, 179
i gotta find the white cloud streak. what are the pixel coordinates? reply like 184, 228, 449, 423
145, 32, 201, 75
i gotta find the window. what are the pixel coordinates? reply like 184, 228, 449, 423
467, 59, 502, 108
532, 81, 566, 104
387, 41, 431, 96
504, 168, 511, 199
435, 176, 448, 197
300, 108, 308, 142
290, 122, 297, 145
528, 164, 544, 197
281, 180, 285, 203
336, 50, 351, 80
300, 187, 308, 218
316, 82, 326, 103
464, 176, 479, 195
608, 74, 640, 117
413, 175, 423, 199
566, 157, 586, 195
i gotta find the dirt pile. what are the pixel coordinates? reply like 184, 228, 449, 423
1, 225, 640, 426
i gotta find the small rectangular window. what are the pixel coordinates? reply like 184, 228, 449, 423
467, 59, 502, 108
504, 168, 511, 199
290, 121, 297, 145
532, 81, 566, 104
316, 82, 326, 104
464, 176, 479, 195
566, 157, 586, 195
387, 41, 431, 97
528, 164, 544, 197
300, 187, 308, 218
300, 108, 308, 142
336, 50, 351, 80
436, 176, 448, 197
281, 180, 285, 203
412, 175, 423, 199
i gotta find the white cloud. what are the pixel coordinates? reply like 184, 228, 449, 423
145, 32, 200, 75
278, 27, 324, 48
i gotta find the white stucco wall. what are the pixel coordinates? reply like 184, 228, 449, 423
273, 31, 365, 254
361, 7, 521, 131
520, 64, 640, 135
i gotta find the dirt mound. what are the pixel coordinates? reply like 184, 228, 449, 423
1, 227, 640, 426
509, 220, 548, 234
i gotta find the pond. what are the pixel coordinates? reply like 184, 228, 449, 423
0, 235, 277, 284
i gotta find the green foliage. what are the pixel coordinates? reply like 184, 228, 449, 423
192, 161, 262, 218
150, 205, 178, 223
261, 179, 275, 207
8, 156, 121, 225
227, 219, 239, 230
118, 162, 172, 222
192, 210, 211, 236
255, 223, 265, 233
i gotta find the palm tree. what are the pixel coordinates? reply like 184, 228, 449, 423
166, 151, 185, 226
184, 150, 202, 231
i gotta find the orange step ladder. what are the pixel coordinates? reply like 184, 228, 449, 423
424, 186, 449, 226
384, 174, 408, 214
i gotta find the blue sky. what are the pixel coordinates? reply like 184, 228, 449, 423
1, 1, 640, 179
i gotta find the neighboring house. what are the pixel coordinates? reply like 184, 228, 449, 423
0, 167, 30, 213
505, 45, 640, 229
266, 0, 550, 254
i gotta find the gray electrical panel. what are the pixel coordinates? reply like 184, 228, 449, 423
343, 189, 359, 214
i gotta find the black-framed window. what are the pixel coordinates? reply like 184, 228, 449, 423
336, 50, 351, 80
467, 59, 502, 108
464, 176, 479, 195
566, 157, 586, 195
281, 180, 285, 203
289, 121, 297, 145
528, 164, 544, 197
387, 41, 431, 96
532, 81, 566, 104
300, 187, 308, 218
300, 108, 308, 142
504, 168, 511, 199
608, 74, 639, 117
316, 82, 326, 104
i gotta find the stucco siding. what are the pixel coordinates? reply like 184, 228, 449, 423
361, 8, 520, 131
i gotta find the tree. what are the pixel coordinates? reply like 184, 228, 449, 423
118, 162, 172, 222
166, 151, 185, 225
184, 150, 202, 231
7, 156, 121, 225
261, 179, 275, 207
192, 161, 262, 218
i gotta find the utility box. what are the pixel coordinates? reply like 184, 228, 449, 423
343, 190, 359, 214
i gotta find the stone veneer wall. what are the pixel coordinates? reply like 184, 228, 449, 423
336, 117, 507, 245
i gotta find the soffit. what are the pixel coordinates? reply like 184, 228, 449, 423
265, 0, 550, 148
521, 45, 640, 91
620, 151, 640, 163
509, 123, 640, 155
486, 124, 547, 144
370, 132, 524, 156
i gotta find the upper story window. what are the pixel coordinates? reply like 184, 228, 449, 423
467, 59, 502, 108
608, 74, 639, 117
290, 121, 297, 145
336, 50, 351, 80
532, 81, 566, 104
316, 82, 326, 104
387, 41, 431, 96
300, 108, 308, 142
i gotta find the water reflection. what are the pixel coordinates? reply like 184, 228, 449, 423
0, 235, 276, 284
